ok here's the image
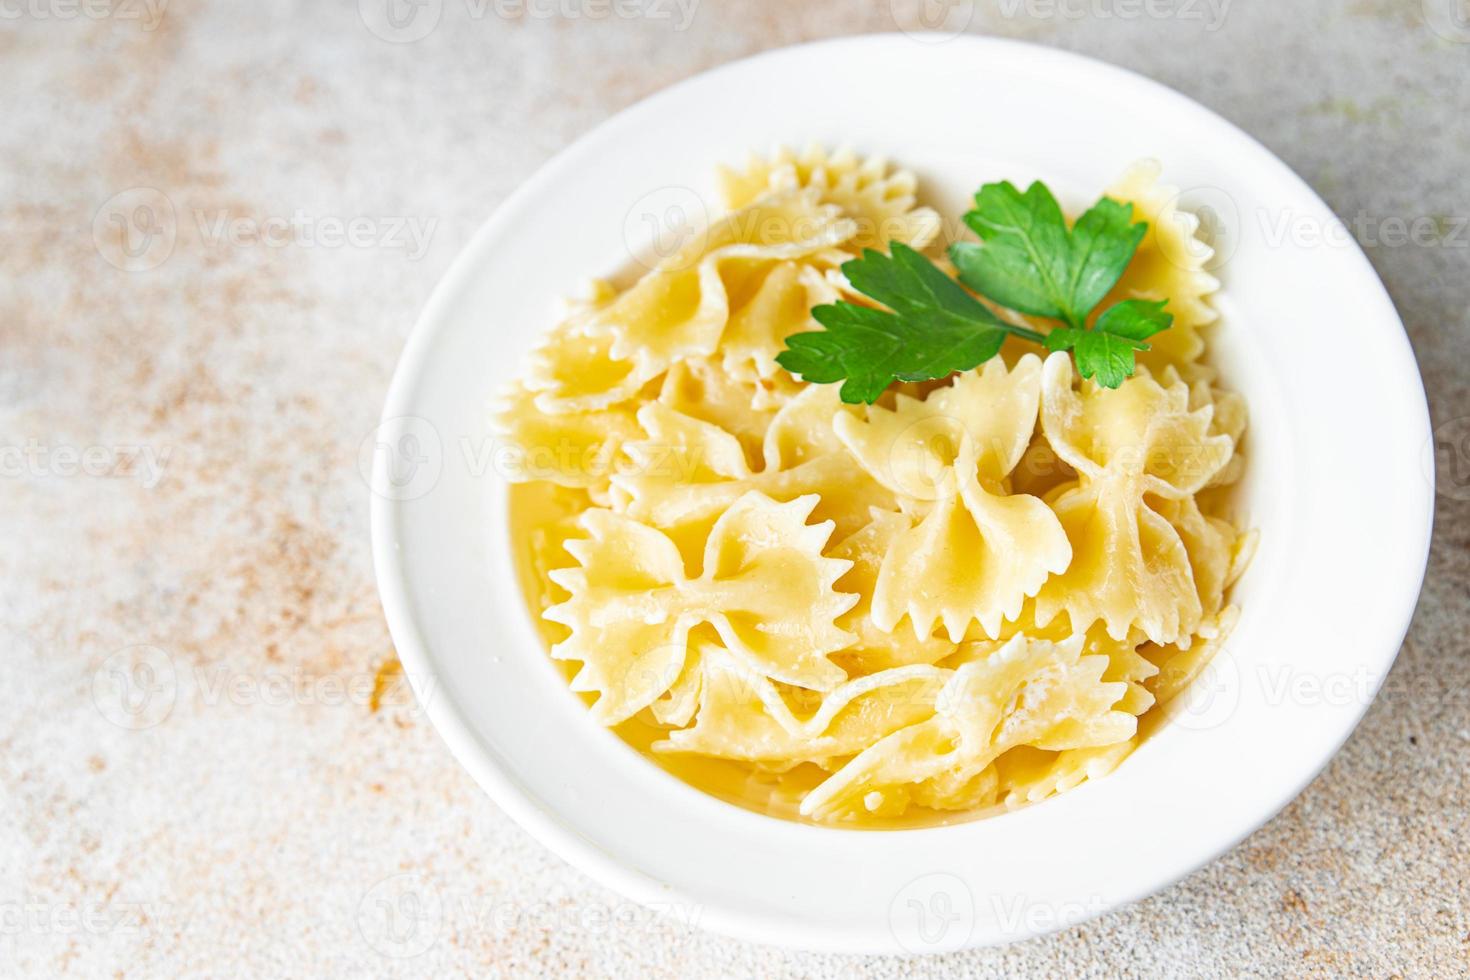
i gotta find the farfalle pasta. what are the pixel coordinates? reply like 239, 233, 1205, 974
1033, 353, 1236, 646
501, 148, 1253, 826
717, 144, 942, 253
1105, 160, 1221, 379
799, 634, 1137, 820
834, 356, 1072, 643
545, 492, 855, 722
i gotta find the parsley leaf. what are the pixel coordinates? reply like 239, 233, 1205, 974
776, 243, 1013, 404
1046, 298, 1173, 388
777, 177, 1173, 402
950, 181, 1147, 330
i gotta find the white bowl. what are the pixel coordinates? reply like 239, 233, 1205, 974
370, 34, 1433, 953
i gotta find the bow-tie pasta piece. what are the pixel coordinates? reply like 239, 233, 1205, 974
827, 511, 959, 674
759, 377, 866, 467
654, 650, 948, 764
1035, 353, 1236, 644
953, 622, 1158, 717
720, 260, 841, 390
617, 402, 754, 525
1144, 605, 1240, 709
1192, 376, 1249, 488
647, 641, 706, 728
994, 741, 1138, 808
906, 764, 1003, 814
515, 280, 630, 415
834, 355, 1072, 642
519, 319, 660, 422
1150, 495, 1247, 623
918, 626, 1155, 811
717, 144, 942, 253
488, 320, 655, 499
494, 382, 641, 493
545, 492, 856, 723
653, 357, 783, 471
800, 634, 1136, 820
1155, 363, 1251, 489
1039, 355, 1234, 496
544, 508, 695, 724
836, 355, 1042, 500
1101, 632, 1161, 717
524, 189, 857, 414
698, 492, 858, 687
615, 384, 895, 542
509, 484, 591, 647
602, 189, 854, 380
1104, 160, 1220, 378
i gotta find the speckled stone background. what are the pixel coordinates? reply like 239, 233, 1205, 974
3, 0, 1467, 976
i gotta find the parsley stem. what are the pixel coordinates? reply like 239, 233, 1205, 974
999, 323, 1048, 345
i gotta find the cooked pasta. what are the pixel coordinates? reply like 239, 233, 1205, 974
499, 148, 1252, 826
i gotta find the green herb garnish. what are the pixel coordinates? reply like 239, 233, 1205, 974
777, 243, 1012, 406
777, 179, 1173, 403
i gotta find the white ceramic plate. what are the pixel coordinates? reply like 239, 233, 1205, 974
370, 34, 1433, 953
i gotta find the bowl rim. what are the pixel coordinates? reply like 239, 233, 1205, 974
371, 32, 1434, 953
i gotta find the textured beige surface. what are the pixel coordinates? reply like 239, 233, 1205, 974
3, 1, 1468, 976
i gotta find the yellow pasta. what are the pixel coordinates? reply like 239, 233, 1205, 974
718, 144, 942, 253
1105, 160, 1221, 378
545, 491, 856, 722
654, 647, 948, 765
1033, 353, 1235, 645
834, 355, 1072, 642
500, 151, 1253, 825
613, 387, 896, 545
799, 634, 1136, 820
